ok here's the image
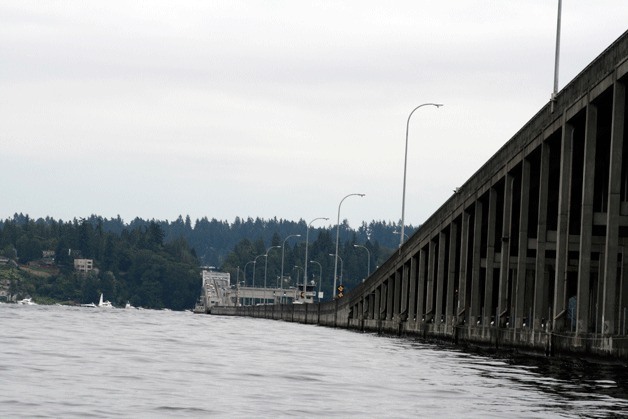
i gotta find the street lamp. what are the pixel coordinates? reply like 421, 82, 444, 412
353, 244, 371, 277
280, 234, 301, 291
244, 260, 256, 305
334, 193, 365, 298
252, 253, 266, 305
264, 245, 281, 304
330, 253, 344, 290
310, 260, 323, 302
303, 217, 328, 296
244, 260, 255, 287
293, 265, 303, 300
400, 103, 442, 248
393, 230, 409, 242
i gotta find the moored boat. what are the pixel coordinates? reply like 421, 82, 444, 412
17, 297, 37, 305
98, 293, 113, 308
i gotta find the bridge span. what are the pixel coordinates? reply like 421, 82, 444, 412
213, 30, 628, 360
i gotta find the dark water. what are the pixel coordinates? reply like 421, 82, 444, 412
2, 303, 628, 418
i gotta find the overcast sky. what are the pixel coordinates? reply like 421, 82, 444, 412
2, 1, 627, 229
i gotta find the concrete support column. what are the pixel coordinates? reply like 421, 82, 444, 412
380, 282, 388, 320
386, 277, 394, 321
374, 287, 381, 320
401, 262, 410, 320
515, 159, 531, 329
484, 188, 498, 326
408, 255, 418, 321
603, 80, 626, 335
393, 270, 401, 320
554, 120, 574, 329
458, 211, 470, 322
426, 239, 436, 321
446, 223, 458, 328
577, 102, 598, 334
470, 200, 483, 325
498, 175, 514, 326
435, 231, 447, 324
534, 142, 551, 330
416, 248, 427, 322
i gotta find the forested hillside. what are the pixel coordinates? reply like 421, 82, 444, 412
0, 214, 415, 305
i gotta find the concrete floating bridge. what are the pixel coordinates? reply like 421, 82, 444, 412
213, 30, 628, 360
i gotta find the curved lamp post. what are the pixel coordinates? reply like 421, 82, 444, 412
310, 260, 323, 302
400, 103, 443, 248
330, 253, 344, 291
280, 234, 301, 291
293, 265, 303, 300
334, 193, 365, 298
303, 217, 328, 297
263, 245, 281, 304
252, 253, 266, 305
353, 244, 371, 278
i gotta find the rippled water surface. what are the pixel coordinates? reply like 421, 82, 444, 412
2, 304, 628, 418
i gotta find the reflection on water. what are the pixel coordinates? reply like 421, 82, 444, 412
1, 303, 627, 418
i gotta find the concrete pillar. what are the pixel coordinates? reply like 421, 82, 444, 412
393, 270, 401, 320
577, 102, 598, 334
416, 248, 427, 322
498, 175, 514, 326
458, 211, 470, 322
534, 142, 551, 330
435, 231, 447, 324
515, 159, 531, 328
446, 222, 458, 327
603, 80, 626, 335
426, 239, 436, 321
380, 282, 388, 320
554, 119, 574, 329
408, 255, 418, 321
470, 200, 483, 325
374, 286, 381, 320
386, 277, 394, 321
484, 188, 498, 326
401, 262, 409, 320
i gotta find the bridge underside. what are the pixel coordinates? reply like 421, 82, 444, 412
213, 31, 628, 360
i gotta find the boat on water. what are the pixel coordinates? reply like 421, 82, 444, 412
80, 302, 96, 308
124, 301, 135, 309
98, 293, 113, 308
17, 297, 37, 305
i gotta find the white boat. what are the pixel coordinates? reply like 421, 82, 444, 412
98, 293, 113, 308
17, 297, 37, 305
124, 301, 135, 309
80, 302, 96, 308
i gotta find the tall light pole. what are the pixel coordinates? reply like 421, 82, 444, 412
244, 260, 255, 286
264, 245, 280, 304
252, 253, 266, 305
551, 0, 562, 113
353, 244, 371, 277
400, 103, 442, 248
310, 260, 323, 302
330, 253, 344, 289
293, 265, 303, 301
303, 217, 328, 296
244, 260, 255, 305
280, 234, 301, 291
334, 193, 365, 298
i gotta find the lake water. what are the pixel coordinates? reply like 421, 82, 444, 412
2, 303, 628, 418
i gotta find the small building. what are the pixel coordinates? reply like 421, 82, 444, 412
74, 258, 94, 273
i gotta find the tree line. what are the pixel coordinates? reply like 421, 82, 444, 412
1, 213, 415, 305
0, 215, 200, 309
